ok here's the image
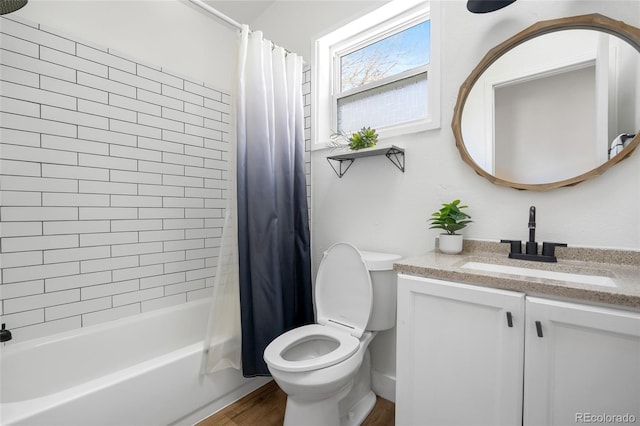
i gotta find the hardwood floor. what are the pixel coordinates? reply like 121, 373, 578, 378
197, 380, 395, 426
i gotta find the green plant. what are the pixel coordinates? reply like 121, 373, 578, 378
328, 127, 378, 151
428, 199, 472, 235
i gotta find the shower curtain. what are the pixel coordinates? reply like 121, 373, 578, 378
202, 25, 314, 376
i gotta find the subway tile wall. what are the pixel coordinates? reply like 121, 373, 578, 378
0, 15, 234, 342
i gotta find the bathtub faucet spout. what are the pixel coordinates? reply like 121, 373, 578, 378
1, 323, 12, 342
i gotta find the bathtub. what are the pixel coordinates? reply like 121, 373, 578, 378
0, 298, 269, 425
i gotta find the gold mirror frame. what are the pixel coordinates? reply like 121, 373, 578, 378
452, 14, 640, 191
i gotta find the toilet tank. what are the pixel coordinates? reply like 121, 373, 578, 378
360, 250, 402, 331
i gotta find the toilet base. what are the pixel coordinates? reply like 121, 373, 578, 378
339, 390, 376, 426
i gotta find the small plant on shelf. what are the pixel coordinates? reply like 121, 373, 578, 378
428, 199, 472, 235
329, 127, 379, 151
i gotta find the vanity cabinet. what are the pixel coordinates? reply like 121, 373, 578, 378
396, 274, 640, 426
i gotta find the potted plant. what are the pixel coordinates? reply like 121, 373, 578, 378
329, 127, 379, 151
428, 199, 472, 254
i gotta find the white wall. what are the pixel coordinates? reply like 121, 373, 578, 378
12, 0, 237, 89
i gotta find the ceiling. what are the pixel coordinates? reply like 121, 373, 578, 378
202, 0, 277, 26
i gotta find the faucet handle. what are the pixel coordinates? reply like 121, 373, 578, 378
542, 242, 567, 257
500, 239, 522, 254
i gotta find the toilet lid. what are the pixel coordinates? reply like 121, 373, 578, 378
263, 324, 360, 372
315, 243, 372, 338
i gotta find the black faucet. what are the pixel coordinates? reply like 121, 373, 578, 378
501, 205, 567, 262
1, 323, 12, 342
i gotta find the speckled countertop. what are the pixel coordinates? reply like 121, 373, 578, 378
393, 240, 640, 309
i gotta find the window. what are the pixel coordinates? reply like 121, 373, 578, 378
313, 0, 440, 149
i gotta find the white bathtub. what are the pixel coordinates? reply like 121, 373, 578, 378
0, 298, 269, 426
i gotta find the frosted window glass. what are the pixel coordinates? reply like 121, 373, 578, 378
337, 73, 427, 132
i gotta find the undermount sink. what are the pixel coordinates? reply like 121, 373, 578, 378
461, 261, 617, 287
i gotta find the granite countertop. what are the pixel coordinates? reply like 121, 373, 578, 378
393, 240, 640, 309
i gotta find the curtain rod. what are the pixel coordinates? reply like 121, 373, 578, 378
188, 0, 242, 31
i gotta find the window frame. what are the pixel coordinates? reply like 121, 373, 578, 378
312, 0, 441, 151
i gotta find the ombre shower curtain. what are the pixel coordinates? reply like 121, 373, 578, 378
202, 25, 313, 376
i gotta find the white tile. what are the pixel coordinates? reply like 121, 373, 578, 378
109, 93, 161, 116
0, 50, 76, 82
164, 258, 204, 274
186, 267, 215, 282
110, 145, 162, 163
0, 64, 39, 87
111, 195, 162, 207
42, 192, 108, 207
162, 84, 203, 106
0, 221, 42, 238
42, 75, 109, 103
42, 105, 109, 129
78, 180, 137, 195
186, 248, 211, 260
161, 129, 203, 147
0, 128, 41, 147
42, 164, 109, 181
140, 250, 185, 266
2, 262, 79, 285
45, 297, 111, 321
141, 293, 186, 312
0, 32, 39, 58
113, 287, 163, 307
162, 152, 203, 168
0, 251, 42, 268
81, 255, 138, 274
188, 287, 214, 302
0, 95, 40, 117
140, 271, 185, 289
1, 18, 75, 53
46, 270, 112, 292
109, 68, 160, 93
44, 246, 110, 264
162, 197, 203, 208
8, 316, 80, 343
79, 99, 137, 123
110, 219, 162, 232
138, 184, 184, 197
112, 265, 164, 287
81, 278, 139, 300
184, 145, 221, 160
43, 220, 109, 235
78, 72, 136, 98
0, 308, 45, 329
0, 112, 77, 138
0, 206, 78, 222
162, 218, 204, 230
164, 238, 204, 252
165, 278, 205, 296
138, 113, 183, 132
78, 153, 137, 171
1, 144, 78, 166
110, 241, 162, 257
0, 191, 42, 206
137, 137, 183, 155
138, 229, 184, 243
82, 303, 140, 327
137, 65, 183, 89
42, 135, 109, 156
0, 280, 44, 299
138, 207, 184, 219
80, 231, 138, 247
2, 233, 78, 252
110, 170, 161, 185
77, 44, 136, 73
79, 207, 137, 220
43, 47, 109, 78
138, 160, 184, 176
162, 107, 203, 127
78, 126, 136, 147
137, 88, 183, 110
185, 187, 223, 199
203, 158, 227, 171
163, 174, 203, 188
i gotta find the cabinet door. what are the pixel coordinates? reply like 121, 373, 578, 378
524, 297, 640, 426
396, 274, 525, 426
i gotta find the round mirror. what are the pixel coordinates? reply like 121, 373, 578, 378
452, 14, 640, 191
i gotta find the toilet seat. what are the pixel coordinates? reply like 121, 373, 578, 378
264, 324, 360, 372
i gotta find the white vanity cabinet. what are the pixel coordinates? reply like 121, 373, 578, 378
396, 274, 526, 425
396, 274, 640, 426
523, 297, 640, 426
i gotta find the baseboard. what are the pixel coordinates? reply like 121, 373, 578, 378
371, 370, 396, 403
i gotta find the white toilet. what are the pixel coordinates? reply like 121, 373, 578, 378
263, 242, 401, 426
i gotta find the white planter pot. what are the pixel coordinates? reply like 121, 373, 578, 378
438, 234, 464, 254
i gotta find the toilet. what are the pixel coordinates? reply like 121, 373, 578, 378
263, 242, 401, 426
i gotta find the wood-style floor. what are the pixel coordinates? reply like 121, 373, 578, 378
197, 380, 395, 426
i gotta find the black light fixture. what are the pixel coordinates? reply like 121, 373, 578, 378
467, 0, 517, 13
0, 0, 28, 15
